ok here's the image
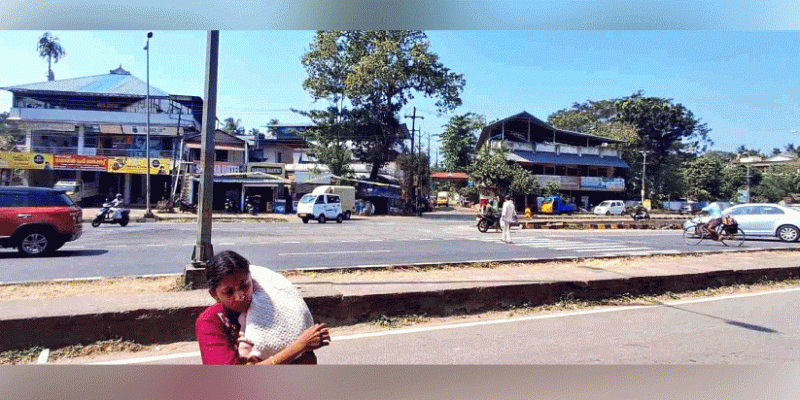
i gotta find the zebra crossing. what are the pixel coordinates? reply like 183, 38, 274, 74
472, 236, 654, 255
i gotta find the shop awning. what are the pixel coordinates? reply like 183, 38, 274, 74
508, 150, 630, 168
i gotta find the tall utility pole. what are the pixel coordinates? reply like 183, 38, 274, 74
404, 107, 424, 213
746, 164, 751, 203
189, 30, 219, 273
143, 32, 155, 219
640, 150, 648, 202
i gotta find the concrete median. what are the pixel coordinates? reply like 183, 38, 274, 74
2, 249, 798, 352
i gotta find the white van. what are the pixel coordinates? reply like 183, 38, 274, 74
593, 200, 626, 215
297, 193, 345, 224
311, 185, 356, 219
54, 179, 100, 205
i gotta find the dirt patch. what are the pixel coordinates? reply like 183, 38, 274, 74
0, 276, 183, 300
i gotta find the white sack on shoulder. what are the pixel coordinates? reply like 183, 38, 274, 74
239, 265, 314, 360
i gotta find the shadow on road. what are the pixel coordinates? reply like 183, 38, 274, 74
650, 300, 781, 334
0, 249, 109, 259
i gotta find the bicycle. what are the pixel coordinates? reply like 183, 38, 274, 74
683, 218, 745, 247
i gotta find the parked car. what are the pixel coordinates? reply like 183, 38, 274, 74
722, 203, 800, 242
297, 193, 345, 224
679, 202, 703, 214
593, 200, 626, 215
0, 187, 83, 256
436, 191, 450, 207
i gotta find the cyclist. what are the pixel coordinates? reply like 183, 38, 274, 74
700, 201, 723, 240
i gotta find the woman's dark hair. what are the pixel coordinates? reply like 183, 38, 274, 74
206, 250, 250, 290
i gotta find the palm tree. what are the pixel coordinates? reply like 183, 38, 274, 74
37, 32, 66, 81
222, 117, 245, 135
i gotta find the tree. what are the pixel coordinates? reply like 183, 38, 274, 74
751, 165, 800, 203
683, 155, 725, 201
735, 145, 764, 158
542, 181, 562, 197
440, 113, 483, 172
37, 32, 66, 81
721, 164, 762, 201
300, 30, 465, 180
468, 145, 514, 195
295, 106, 355, 178
221, 117, 245, 135
509, 164, 540, 209
1, 112, 24, 152
551, 92, 714, 200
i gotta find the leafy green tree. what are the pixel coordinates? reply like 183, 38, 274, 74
509, 164, 540, 209
37, 32, 66, 81
440, 113, 483, 172
295, 106, 356, 178
300, 30, 465, 180
721, 164, 762, 201
542, 181, 562, 197
468, 145, 514, 195
736, 145, 764, 158
1, 112, 24, 152
751, 165, 800, 202
396, 152, 430, 202
683, 155, 725, 201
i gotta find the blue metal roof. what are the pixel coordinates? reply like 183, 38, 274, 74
2, 66, 168, 97
509, 150, 630, 168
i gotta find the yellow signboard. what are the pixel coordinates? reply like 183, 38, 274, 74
0, 152, 54, 170
107, 157, 171, 175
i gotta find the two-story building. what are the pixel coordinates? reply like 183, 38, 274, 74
475, 111, 629, 210
1, 66, 202, 205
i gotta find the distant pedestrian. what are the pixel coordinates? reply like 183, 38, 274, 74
500, 195, 516, 243
195, 250, 330, 365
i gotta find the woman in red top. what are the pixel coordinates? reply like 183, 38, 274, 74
195, 250, 330, 365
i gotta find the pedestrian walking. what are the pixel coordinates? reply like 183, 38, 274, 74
195, 250, 330, 365
500, 195, 516, 243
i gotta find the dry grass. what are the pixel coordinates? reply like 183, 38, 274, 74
0, 275, 184, 301
0, 339, 152, 365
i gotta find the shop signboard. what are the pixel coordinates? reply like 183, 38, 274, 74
0, 152, 54, 170
107, 157, 172, 175
581, 176, 625, 191
53, 154, 108, 171
121, 125, 182, 136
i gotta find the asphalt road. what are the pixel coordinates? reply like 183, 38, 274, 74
83, 286, 800, 364
1, 217, 798, 283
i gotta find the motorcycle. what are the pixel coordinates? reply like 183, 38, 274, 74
630, 206, 650, 221
91, 201, 130, 227
244, 195, 261, 215
477, 212, 501, 233
224, 196, 239, 213
177, 198, 197, 213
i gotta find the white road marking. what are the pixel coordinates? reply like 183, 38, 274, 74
279, 250, 392, 256
368, 239, 384, 242
144, 244, 166, 247
89, 287, 800, 365
419, 239, 433, 241
283, 241, 300, 244
574, 247, 651, 252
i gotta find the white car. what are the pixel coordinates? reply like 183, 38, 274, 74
722, 204, 800, 242
593, 200, 626, 215
685, 203, 800, 242
297, 193, 345, 224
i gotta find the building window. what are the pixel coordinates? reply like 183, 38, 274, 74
555, 166, 566, 176
277, 151, 282, 163
544, 166, 555, 175
597, 168, 607, 177
215, 150, 228, 162
531, 165, 544, 175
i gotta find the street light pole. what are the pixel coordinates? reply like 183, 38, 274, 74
143, 32, 155, 219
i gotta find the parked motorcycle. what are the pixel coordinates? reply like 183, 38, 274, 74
224, 196, 239, 213
91, 200, 130, 227
177, 198, 197, 213
477, 212, 501, 233
630, 205, 650, 221
244, 195, 261, 215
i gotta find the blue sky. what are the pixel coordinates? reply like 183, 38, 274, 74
1, 30, 799, 156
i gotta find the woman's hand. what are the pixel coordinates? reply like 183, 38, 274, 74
294, 323, 331, 352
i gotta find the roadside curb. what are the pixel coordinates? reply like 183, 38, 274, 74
2, 249, 799, 351
3, 247, 796, 287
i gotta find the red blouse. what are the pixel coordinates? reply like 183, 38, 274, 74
195, 302, 244, 365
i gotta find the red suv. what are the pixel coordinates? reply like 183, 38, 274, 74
0, 187, 83, 256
